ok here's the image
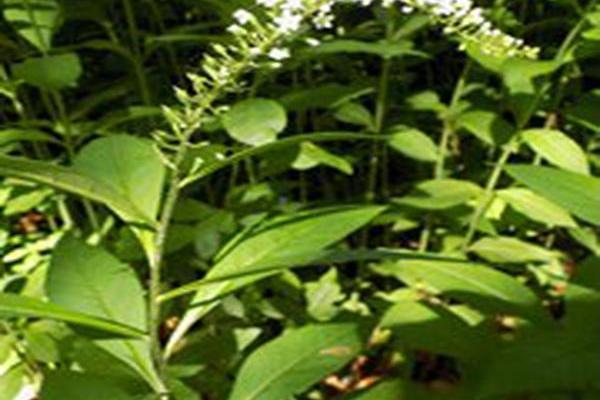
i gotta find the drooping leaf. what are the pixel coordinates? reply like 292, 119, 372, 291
292, 141, 353, 175
469, 236, 559, 264
394, 179, 483, 210
333, 102, 375, 129
373, 259, 542, 318
228, 323, 362, 400
522, 129, 590, 175
387, 128, 438, 162
497, 188, 577, 227
47, 236, 162, 392
73, 135, 166, 221
2, 0, 60, 51
12, 53, 83, 90
505, 165, 600, 225
163, 205, 385, 357
458, 110, 515, 145
223, 98, 287, 146
0, 293, 143, 338
0, 155, 155, 225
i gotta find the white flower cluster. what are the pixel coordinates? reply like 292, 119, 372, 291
164, 0, 538, 143
385, 0, 540, 58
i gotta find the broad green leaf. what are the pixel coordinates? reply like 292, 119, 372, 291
73, 135, 165, 221
163, 205, 385, 357
0, 293, 143, 337
312, 39, 425, 59
292, 141, 353, 175
223, 98, 287, 146
373, 259, 541, 318
505, 165, 600, 225
475, 290, 600, 397
469, 236, 559, 264
41, 371, 132, 400
47, 236, 162, 392
458, 110, 514, 145
380, 300, 492, 360
2, 0, 60, 51
394, 179, 483, 210
522, 129, 590, 174
12, 53, 82, 90
387, 128, 438, 162
497, 188, 577, 227
0, 155, 154, 224
229, 323, 362, 400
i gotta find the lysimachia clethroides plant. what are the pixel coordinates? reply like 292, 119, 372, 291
1, 0, 599, 399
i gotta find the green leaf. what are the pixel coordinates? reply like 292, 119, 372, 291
387, 128, 438, 162
0, 128, 57, 146
394, 179, 483, 210
405, 91, 447, 114
522, 129, 590, 174
229, 323, 362, 400
305, 268, 344, 321
12, 53, 83, 90
0, 293, 143, 337
380, 299, 492, 360
0, 363, 25, 399
73, 135, 166, 221
312, 39, 425, 59
41, 371, 133, 400
373, 259, 541, 318
475, 290, 600, 397
505, 165, 600, 225
469, 236, 559, 264
497, 188, 577, 227
458, 110, 515, 145
163, 205, 385, 357
292, 141, 353, 175
47, 236, 162, 392
0, 155, 155, 225
223, 98, 287, 146
333, 102, 375, 129
2, 0, 60, 51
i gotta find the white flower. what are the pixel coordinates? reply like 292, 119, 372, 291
273, 9, 304, 33
15, 384, 37, 400
233, 9, 253, 25
257, 0, 278, 7
268, 47, 291, 60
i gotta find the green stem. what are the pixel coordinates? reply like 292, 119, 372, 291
419, 61, 471, 252
365, 59, 392, 203
461, 7, 592, 251
122, 0, 152, 104
462, 140, 517, 250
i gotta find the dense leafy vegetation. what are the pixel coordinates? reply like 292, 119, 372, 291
1, 0, 599, 399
